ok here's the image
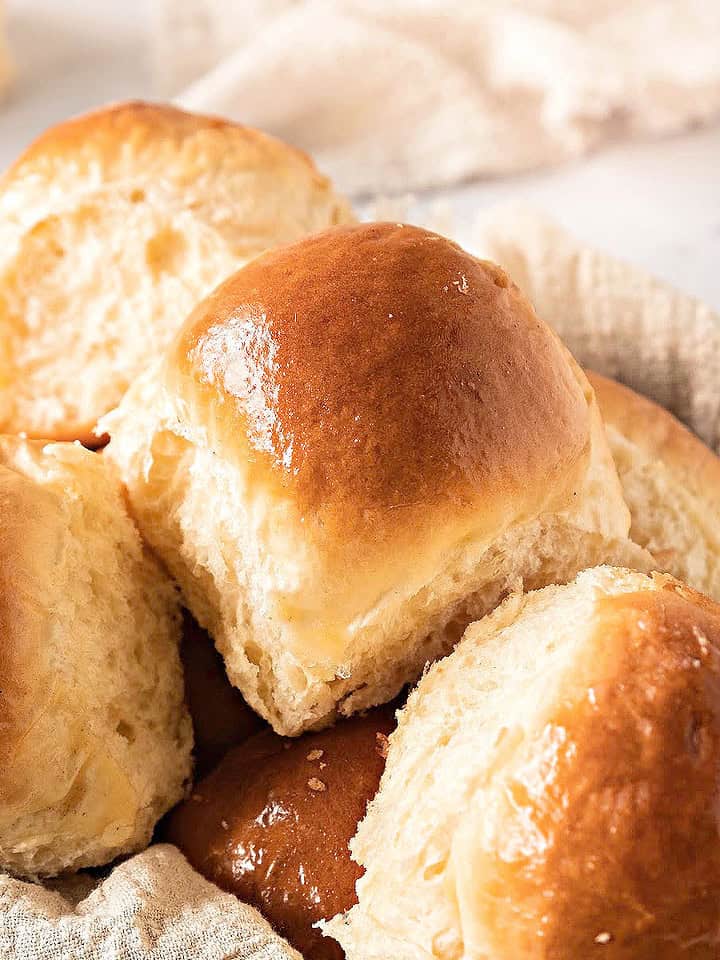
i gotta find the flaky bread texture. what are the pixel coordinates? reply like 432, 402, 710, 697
0, 437, 191, 878
0, 101, 353, 442
102, 224, 646, 736
328, 568, 720, 960
589, 371, 720, 599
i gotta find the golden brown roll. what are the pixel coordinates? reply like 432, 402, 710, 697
165, 707, 395, 960
102, 222, 646, 735
328, 567, 720, 960
589, 371, 720, 599
0, 436, 192, 878
0, 101, 352, 443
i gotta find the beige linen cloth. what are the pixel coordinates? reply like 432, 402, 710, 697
475, 210, 720, 452
1, 212, 718, 957
156, 0, 720, 195
0, 845, 300, 960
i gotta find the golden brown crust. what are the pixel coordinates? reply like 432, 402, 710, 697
173, 222, 591, 547
0, 100, 326, 200
588, 371, 720, 512
0, 100, 352, 445
479, 575, 720, 958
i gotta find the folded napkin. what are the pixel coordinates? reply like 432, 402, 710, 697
158, 0, 720, 195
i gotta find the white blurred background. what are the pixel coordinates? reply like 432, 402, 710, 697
1, 0, 719, 308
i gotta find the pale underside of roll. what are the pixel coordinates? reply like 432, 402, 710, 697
0, 436, 192, 878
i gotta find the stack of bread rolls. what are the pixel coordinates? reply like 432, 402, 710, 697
1, 102, 719, 960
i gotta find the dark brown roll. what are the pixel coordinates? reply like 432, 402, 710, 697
180, 613, 265, 777
164, 707, 395, 960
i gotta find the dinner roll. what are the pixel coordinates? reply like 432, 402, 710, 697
102, 222, 647, 736
0, 101, 352, 443
0, 437, 191, 878
165, 707, 395, 960
328, 567, 720, 960
589, 371, 720, 599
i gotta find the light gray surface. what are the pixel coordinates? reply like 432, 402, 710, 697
377, 125, 720, 312
1, 0, 151, 160
1, 0, 719, 310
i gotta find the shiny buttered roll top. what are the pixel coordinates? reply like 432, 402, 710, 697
172, 222, 590, 549
164, 223, 598, 660
102, 222, 635, 735
165, 707, 396, 960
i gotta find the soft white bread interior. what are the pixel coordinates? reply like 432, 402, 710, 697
589, 371, 720, 599
102, 222, 648, 737
327, 567, 720, 960
0, 101, 353, 443
0, 437, 192, 878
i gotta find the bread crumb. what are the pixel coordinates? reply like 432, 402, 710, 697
376, 733, 390, 759
307, 777, 326, 792
220, 819, 229, 830
693, 625, 709, 656
594, 932, 612, 945
306, 749, 324, 761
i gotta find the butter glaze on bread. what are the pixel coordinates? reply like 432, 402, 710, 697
172, 227, 588, 534
329, 567, 720, 960
165, 707, 395, 960
0, 101, 352, 443
102, 222, 646, 735
589, 371, 720, 599
0, 437, 191, 878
